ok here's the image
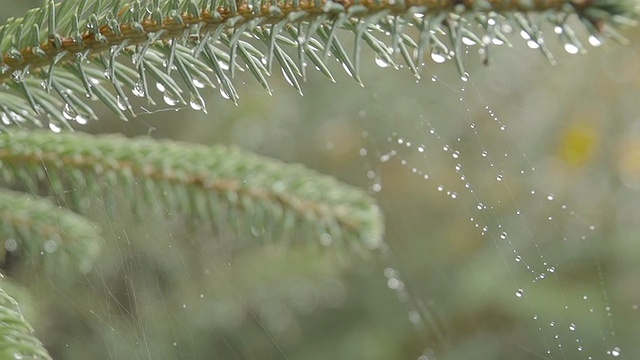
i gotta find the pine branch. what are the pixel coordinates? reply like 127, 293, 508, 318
0, 130, 384, 251
0, 285, 52, 360
0, 0, 636, 125
0, 188, 101, 276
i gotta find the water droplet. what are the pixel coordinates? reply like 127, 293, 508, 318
430, 51, 446, 64
49, 122, 62, 133
192, 78, 206, 89
4, 239, 18, 252
320, 233, 332, 246
564, 43, 579, 55
163, 93, 177, 106
500, 232, 508, 240
547, 194, 554, 201
44, 239, 58, 253
569, 323, 576, 331
218, 60, 230, 71
462, 37, 476, 46
461, 72, 469, 82
11, 70, 22, 83
117, 95, 128, 111
374, 55, 391, 68
481, 150, 488, 158
219, 87, 230, 100
515, 289, 524, 298
189, 96, 206, 112
132, 81, 145, 97
609, 347, 621, 357
527, 40, 540, 49
75, 115, 88, 125
496, 175, 503, 182
156, 82, 166, 93
62, 104, 77, 121
452, 150, 460, 159
588, 35, 602, 47
408, 311, 422, 324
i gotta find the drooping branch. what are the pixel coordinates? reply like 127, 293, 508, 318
0, 130, 384, 252
0, 0, 635, 126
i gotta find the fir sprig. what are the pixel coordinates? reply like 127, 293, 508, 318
0, 188, 100, 276
0, 130, 384, 251
0, 286, 52, 360
0, 0, 636, 126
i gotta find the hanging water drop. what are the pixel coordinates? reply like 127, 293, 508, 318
500, 231, 508, 240
62, 104, 77, 121
588, 35, 602, 47
156, 82, 166, 93
609, 347, 621, 357
461, 72, 469, 82
163, 93, 177, 106
117, 95, 128, 111
564, 43, 579, 55
374, 55, 391, 68
462, 37, 476, 46
4, 239, 17, 252
132, 81, 145, 97
189, 96, 206, 113
430, 51, 446, 64
218, 60, 230, 71
219, 87, 230, 100
515, 289, 524, 298
76, 115, 88, 125
192, 78, 206, 89
527, 40, 540, 49
49, 122, 62, 133
44, 239, 58, 254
